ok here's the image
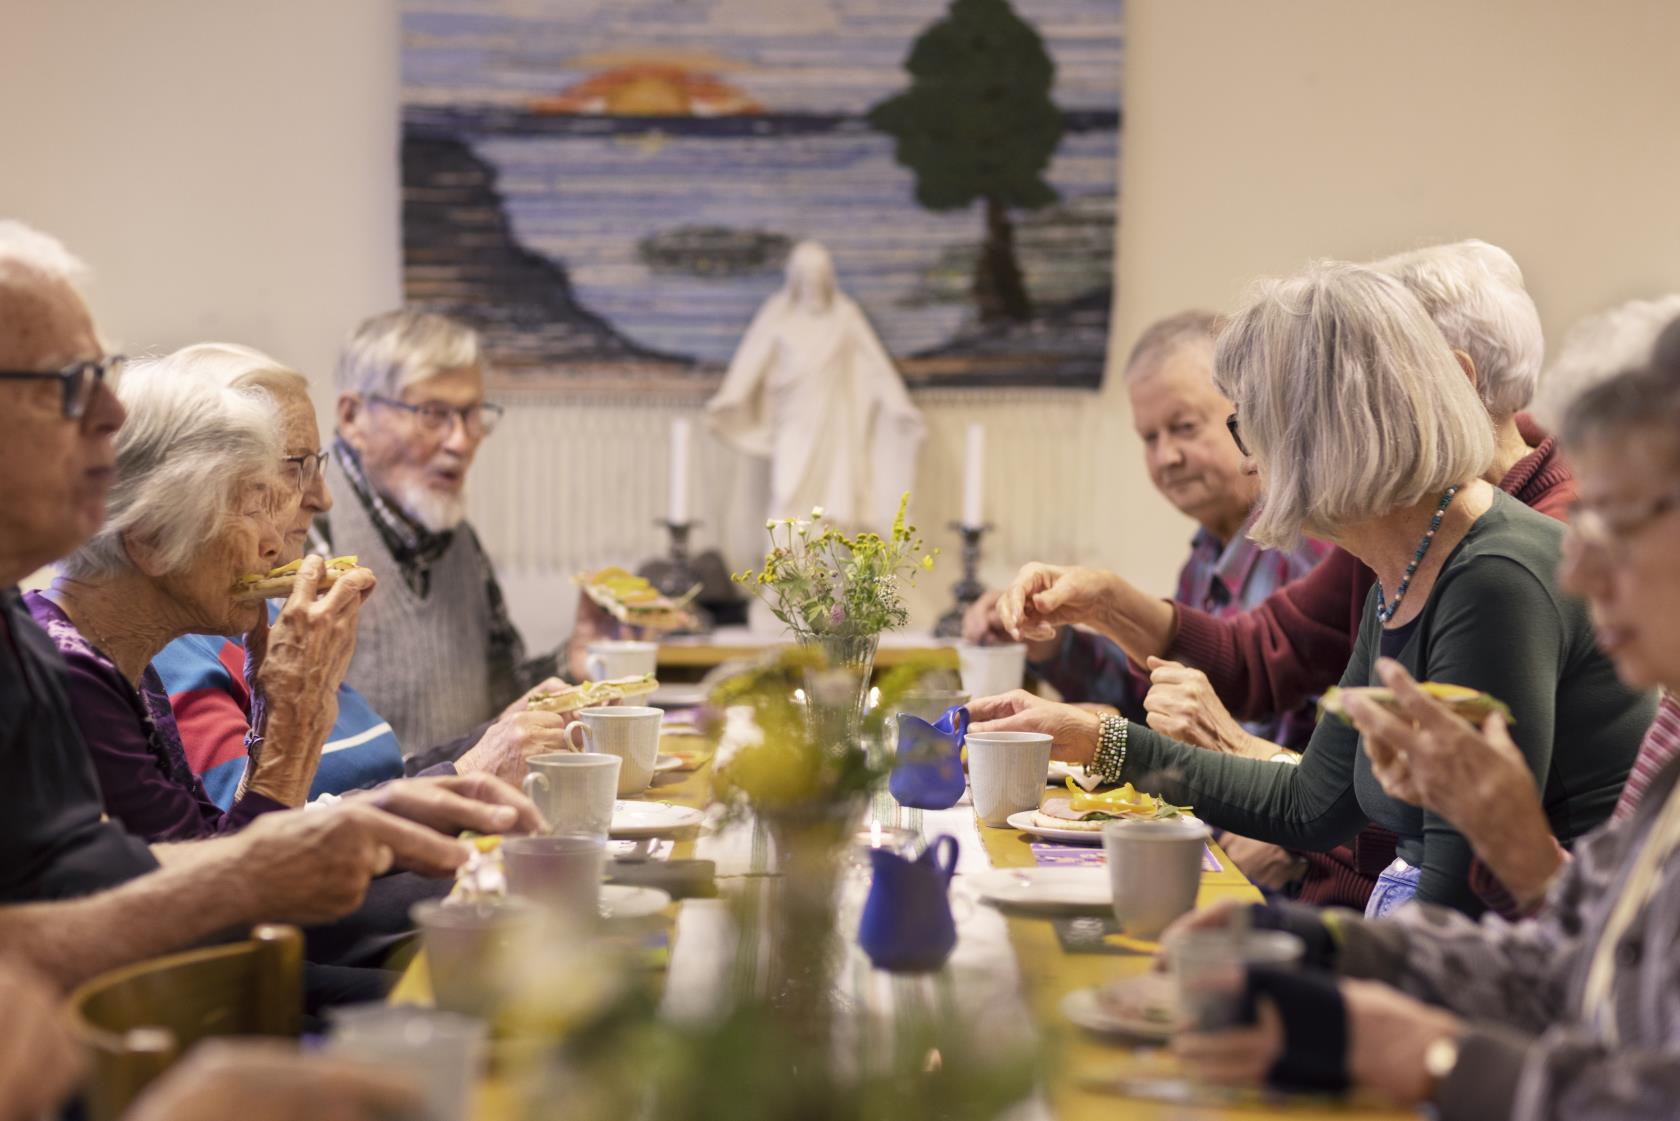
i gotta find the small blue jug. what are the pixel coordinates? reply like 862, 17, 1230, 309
888, 705, 968, 810
858, 834, 960, 973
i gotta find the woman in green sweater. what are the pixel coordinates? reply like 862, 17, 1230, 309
969, 261, 1653, 916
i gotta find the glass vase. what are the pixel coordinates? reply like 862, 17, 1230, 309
797, 632, 880, 752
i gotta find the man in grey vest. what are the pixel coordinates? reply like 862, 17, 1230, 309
314, 310, 604, 752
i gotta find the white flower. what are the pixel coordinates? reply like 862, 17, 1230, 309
811, 505, 825, 519
765, 519, 777, 529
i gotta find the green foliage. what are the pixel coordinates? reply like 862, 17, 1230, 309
733, 494, 936, 641
867, 0, 1064, 214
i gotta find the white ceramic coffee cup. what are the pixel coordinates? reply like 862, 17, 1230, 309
965, 730, 1053, 826
522, 751, 621, 839
564, 705, 662, 794
957, 642, 1027, 699
502, 833, 606, 921
585, 640, 658, 682
1102, 817, 1213, 938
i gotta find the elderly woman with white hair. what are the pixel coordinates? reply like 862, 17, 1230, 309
24, 352, 377, 839
969, 261, 1652, 916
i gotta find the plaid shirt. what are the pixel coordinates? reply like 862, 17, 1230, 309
309, 437, 557, 708
1032, 518, 1331, 750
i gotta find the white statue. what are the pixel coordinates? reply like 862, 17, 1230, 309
706, 241, 925, 529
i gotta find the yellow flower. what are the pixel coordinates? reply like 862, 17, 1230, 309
921, 555, 935, 570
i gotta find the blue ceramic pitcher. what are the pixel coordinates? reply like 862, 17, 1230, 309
858, 834, 960, 973
888, 705, 968, 810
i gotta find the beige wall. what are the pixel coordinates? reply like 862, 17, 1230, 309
8, 0, 1680, 645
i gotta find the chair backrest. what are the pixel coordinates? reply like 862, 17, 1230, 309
67, 924, 304, 1121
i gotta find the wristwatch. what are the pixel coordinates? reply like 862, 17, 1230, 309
1423, 1033, 1461, 1096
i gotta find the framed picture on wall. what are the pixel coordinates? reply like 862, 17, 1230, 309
400, 0, 1123, 391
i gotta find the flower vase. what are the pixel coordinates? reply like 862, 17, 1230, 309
757, 800, 862, 1061
797, 632, 880, 752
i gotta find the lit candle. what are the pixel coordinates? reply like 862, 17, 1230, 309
668, 417, 691, 525
961, 423, 984, 528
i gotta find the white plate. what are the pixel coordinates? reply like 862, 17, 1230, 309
970, 867, 1111, 915
653, 755, 685, 774
610, 800, 705, 838
598, 883, 672, 920
1061, 977, 1176, 1042
1004, 809, 1105, 845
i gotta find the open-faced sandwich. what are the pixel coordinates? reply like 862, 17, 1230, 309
1319, 682, 1513, 726
447, 834, 505, 903
1032, 779, 1192, 832
525, 673, 660, 715
231, 555, 364, 602
575, 566, 700, 632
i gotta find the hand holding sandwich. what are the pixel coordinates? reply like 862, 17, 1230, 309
241, 556, 378, 806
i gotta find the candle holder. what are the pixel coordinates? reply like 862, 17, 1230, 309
637, 518, 715, 634
933, 522, 992, 638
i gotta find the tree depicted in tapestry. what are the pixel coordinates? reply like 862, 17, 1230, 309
400, 0, 1122, 391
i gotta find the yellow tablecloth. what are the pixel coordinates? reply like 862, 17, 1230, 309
394, 753, 1417, 1119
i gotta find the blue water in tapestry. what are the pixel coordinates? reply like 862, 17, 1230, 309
400, 0, 1123, 388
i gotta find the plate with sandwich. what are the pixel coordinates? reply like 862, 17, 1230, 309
1006, 780, 1194, 845
1319, 682, 1512, 725
232, 555, 367, 601
1061, 973, 1177, 1041
576, 566, 700, 632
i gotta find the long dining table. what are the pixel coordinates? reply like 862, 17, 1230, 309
392, 735, 1419, 1120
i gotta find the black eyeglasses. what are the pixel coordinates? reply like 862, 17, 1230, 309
1225, 412, 1249, 456
282, 449, 330, 491
0, 355, 125, 419
368, 395, 504, 437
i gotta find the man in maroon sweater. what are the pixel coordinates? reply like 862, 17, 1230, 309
1066, 241, 1572, 905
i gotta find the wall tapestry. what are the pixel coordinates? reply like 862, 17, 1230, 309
401, 0, 1123, 390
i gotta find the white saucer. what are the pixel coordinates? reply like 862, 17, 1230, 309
610, 800, 705, 838
598, 883, 672, 920
970, 867, 1111, 915
1004, 809, 1104, 845
653, 755, 685, 774
1061, 975, 1176, 1042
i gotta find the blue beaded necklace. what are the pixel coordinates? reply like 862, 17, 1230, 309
1375, 485, 1461, 624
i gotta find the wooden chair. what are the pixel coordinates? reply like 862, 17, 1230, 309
67, 924, 304, 1121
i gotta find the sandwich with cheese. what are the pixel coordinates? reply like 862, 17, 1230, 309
231, 555, 365, 602
1031, 779, 1192, 832
1319, 682, 1513, 726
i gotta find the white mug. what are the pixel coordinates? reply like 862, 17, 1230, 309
957, 642, 1027, 699
585, 640, 658, 682
1102, 817, 1212, 939
564, 705, 662, 795
521, 751, 621, 839
964, 730, 1052, 826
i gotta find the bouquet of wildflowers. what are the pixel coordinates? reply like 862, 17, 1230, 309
733, 493, 936, 640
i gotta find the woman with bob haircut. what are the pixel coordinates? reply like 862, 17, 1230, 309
25, 349, 378, 840
969, 261, 1652, 916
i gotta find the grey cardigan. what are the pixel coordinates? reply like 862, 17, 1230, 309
1332, 754, 1680, 1121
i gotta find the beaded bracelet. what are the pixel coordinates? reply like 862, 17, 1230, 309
1092, 715, 1129, 784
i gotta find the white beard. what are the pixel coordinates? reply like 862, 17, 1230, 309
393, 479, 467, 533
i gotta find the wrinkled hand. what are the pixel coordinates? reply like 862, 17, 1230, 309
961, 589, 1013, 645
567, 591, 622, 680
1346, 658, 1561, 906
244, 556, 378, 803
237, 803, 469, 923
1218, 835, 1309, 891
124, 1041, 418, 1121
501, 675, 570, 719
455, 709, 575, 784
1344, 659, 1534, 825
1142, 657, 1271, 758
0, 960, 84, 1121
1171, 997, 1284, 1085
966, 689, 1101, 764
353, 772, 547, 836
995, 563, 1117, 643
1343, 979, 1463, 1104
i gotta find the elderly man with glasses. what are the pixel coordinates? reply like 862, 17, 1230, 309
309, 311, 601, 752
